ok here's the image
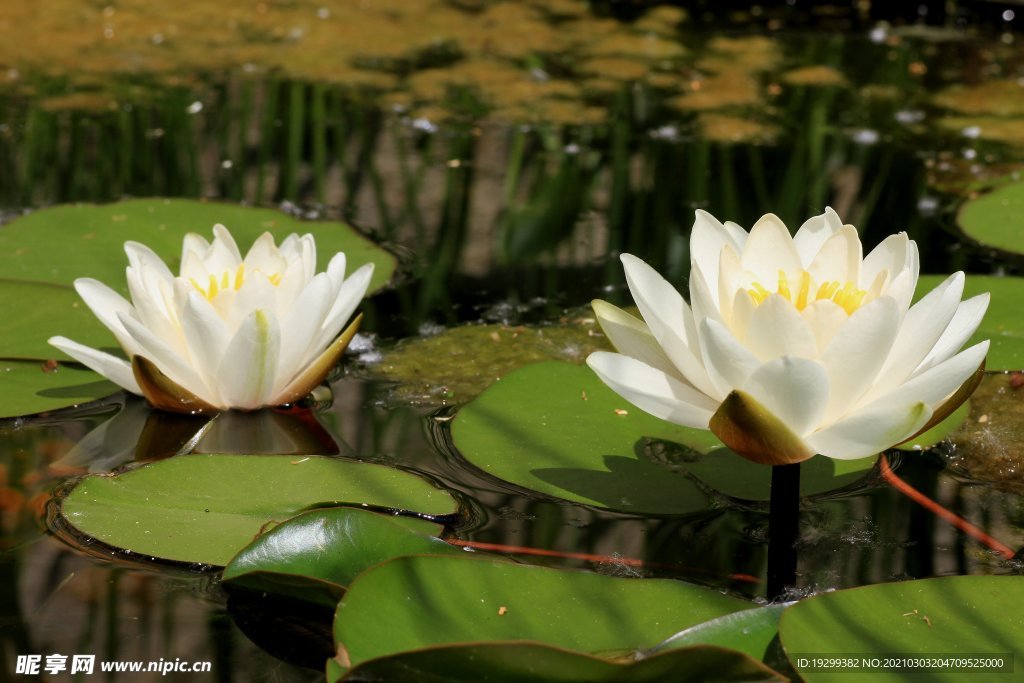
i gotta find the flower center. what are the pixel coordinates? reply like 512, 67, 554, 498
748, 269, 867, 314
190, 265, 283, 300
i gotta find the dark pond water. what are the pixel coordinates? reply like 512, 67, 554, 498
3, 1, 1024, 680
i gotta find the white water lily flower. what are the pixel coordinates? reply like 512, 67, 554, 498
49, 225, 374, 413
587, 209, 989, 464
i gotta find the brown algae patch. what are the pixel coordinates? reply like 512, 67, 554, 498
668, 36, 781, 113
0, 0, 694, 125
937, 117, 1024, 148
781, 65, 848, 88
669, 72, 763, 112
933, 80, 1024, 117
697, 113, 779, 144
948, 373, 1024, 495
366, 317, 611, 406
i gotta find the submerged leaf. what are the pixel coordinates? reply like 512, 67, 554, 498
55, 454, 459, 566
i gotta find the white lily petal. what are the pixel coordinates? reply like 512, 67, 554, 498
698, 318, 760, 397
800, 299, 850, 353
741, 356, 829, 437
868, 272, 964, 401
727, 288, 756, 345
806, 400, 932, 460
690, 209, 745, 299
73, 278, 136, 352
722, 220, 749, 248
308, 262, 375, 363
592, 300, 679, 378
739, 214, 802, 283
227, 272, 279, 331
806, 225, 862, 288
218, 309, 282, 409
244, 232, 288, 275
792, 206, 844, 265
818, 296, 900, 423
326, 251, 347, 289
587, 352, 717, 428
48, 336, 142, 394
620, 254, 718, 397
914, 293, 990, 375
861, 232, 908, 291
180, 292, 233, 405
126, 266, 182, 349
181, 232, 211, 266
276, 273, 334, 390
688, 267, 724, 329
746, 294, 818, 361
124, 241, 174, 282
117, 311, 214, 402
855, 340, 989, 416
211, 224, 243, 264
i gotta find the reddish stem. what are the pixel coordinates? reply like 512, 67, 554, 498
879, 453, 1015, 559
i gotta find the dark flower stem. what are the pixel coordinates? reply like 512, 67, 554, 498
767, 462, 800, 601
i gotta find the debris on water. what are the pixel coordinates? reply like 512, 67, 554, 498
417, 321, 445, 337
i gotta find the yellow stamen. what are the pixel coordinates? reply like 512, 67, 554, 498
749, 282, 771, 305
795, 270, 811, 310
816, 281, 839, 301
188, 264, 284, 301
776, 270, 791, 301
747, 269, 868, 315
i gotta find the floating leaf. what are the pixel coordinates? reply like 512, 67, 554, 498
0, 279, 117, 362
223, 508, 461, 607
0, 199, 396, 294
333, 643, 786, 683
915, 275, 1024, 371
334, 554, 751, 670
780, 576, 1024, 682
649, 604, 785, 662
0, 360, 119, 418
451, 361, 876, 512
55, 454, 458, 566
957, 184, 1024, 259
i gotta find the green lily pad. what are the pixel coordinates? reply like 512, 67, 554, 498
0, 279, 119, 362
650, 604, 785, 662
915, 275, 1024, 371
0, 199, 396, 294
56, 454, 458, 567
450, 361, 876, 512
334, 554, 751, 670
223, 507, 462, 607
957, 183, 1024, 258
0, 360, 120, 418
780, 576, 1024, 682
332, 643, 786, 683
